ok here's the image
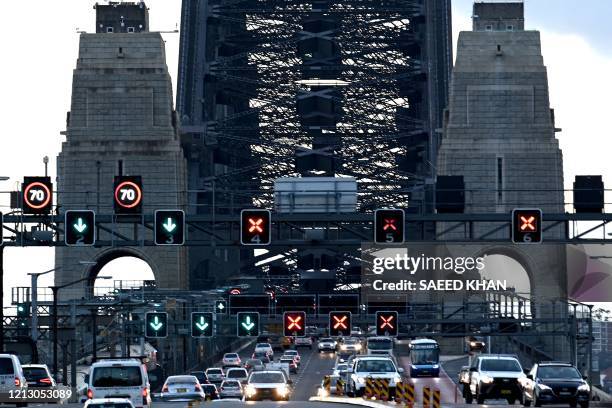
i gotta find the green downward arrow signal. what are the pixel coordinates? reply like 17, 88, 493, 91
149, 316, 163, 331
163, 218, 177, 233
73, 218, 87, 233
241, 316, 255, 331
195, 317, 209, 332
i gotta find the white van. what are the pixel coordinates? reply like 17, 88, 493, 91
0, 354, 28, 407
86, 360, 151, 408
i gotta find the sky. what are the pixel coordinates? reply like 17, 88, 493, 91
1, 1, 612, 308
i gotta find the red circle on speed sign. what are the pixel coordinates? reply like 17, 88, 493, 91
114, 181, 143, 209
24, 182, 52, 209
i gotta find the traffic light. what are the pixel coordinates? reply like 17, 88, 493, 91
145, 312, 168, 338
191, 312, 214, 338
374, 209, 405, 243
512, 208, 542, 244
375, 311, 399, 337
240, 209, 271, 245
16, 303, 30, 318
283, 311, 306, 337
65, 210, 96, 246
155, 210, 185, 245
22, 177, 53, 215
236, 312, 260, 337
114, 176, 143, 214
329, 311, 351, 337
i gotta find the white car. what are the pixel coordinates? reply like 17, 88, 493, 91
205, 368, 225, 383
244, 371, 291, 401
254, 343, 274, 358
0, 354, 27, 405
347, 356, 403, 397
219, 380, 243, 399
339, 337, 362, 354
161, 375, 205, 402
84, 398, 136, 408
318, 338, 337, 353
222, 353, 242, 368
294, 337, 313, 349
283, 350, 301, 366
333, 363, 349, 377
225, 368, 249, 384
86, 359, 151, 408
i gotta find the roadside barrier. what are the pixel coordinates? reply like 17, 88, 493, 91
423, 386, 432, 408
432, 389, 441, 408
395, 381, 415, 406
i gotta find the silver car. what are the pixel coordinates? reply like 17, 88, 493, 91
219, 380, 243, 399
160, 375, 205, 401
205, 368, 224, 383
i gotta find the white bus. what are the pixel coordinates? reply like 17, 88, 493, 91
366, 336, 394, 356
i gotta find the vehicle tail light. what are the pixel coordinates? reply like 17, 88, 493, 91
162, 385, 168, 393
142, 388, 148, 397
40, 378, 52, 384
14, 378, 20, 387
87, 389, 94, 399
195, 384, 201, 392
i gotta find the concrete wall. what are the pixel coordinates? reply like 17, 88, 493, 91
55, 33, 188, 297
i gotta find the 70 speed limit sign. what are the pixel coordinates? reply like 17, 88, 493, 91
22, 177, 53, 214
113, 176, 143, 214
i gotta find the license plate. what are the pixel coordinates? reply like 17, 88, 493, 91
560, 392, 571, 396
177, 388, 187, 393
501, 390, 512, 395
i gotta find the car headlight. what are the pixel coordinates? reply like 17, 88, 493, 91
577, 384, 590, 392
245, 385, 257, 397
432, 364, 439, 369
341, 345, 347, 351
276, 385, 288, 397
470, 341, 476, 347
537, 383, 552, 392
481, 375, 494, 384
357, 377, 366, 384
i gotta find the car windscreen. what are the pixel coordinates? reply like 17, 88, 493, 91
280, 359, 294, 364
410, 349, 439, 365
538, 366, 582, 379
356, 360, 396, 373
480, 359, 522, 372
203, 385, 217, 393
368, 339, 393, 350
256, 344, 270, 348
92, 366, 142, 387
166, 376, 197, 384
207, 369, 222, 374
23, 367, 49, 380
0, 358, 15, 375
249, 372, 285, 383
222, 380, 241, 388
320, 338, 333, 342
336, 364, 348, 371
246, 360, 262, 365
285, 351, 297, 355
224, 354, 238, 358
227, 370, 247, 378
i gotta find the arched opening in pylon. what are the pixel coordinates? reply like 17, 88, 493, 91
480, 254, 532, 297
87, 250, 156, 296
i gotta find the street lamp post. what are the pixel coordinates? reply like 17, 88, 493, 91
51, 275, 110, 381
28, 268, 60, 343
0, 176, 10, 352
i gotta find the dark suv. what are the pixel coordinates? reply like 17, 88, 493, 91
522, 362, 590, 408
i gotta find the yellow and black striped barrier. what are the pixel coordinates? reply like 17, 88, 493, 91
395, 381, 415, 406
336, 378, 346, 396
378, 379, 390, 401
432, 389, 441, 408
423, 386, 432, 408
365, 377, 376, 399
323, 375, 331, 394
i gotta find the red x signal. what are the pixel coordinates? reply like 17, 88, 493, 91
520, 216, 536, 231
379, 315, 395, 330
287, 315, 303, 330
248, 217, 264, 233
383, 219, 397, 231
333, 315, 348, 330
